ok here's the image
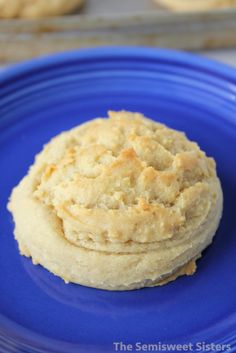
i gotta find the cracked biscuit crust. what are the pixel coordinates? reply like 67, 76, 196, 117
8, 111, 223, 290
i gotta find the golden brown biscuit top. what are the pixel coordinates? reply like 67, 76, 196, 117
33, 111, 218, 246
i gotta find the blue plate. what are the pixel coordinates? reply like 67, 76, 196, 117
0, 47, 236, 353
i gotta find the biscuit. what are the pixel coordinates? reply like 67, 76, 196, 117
8, 111, 223, 290
0, 0, 84, 18
155, 0, 236, 12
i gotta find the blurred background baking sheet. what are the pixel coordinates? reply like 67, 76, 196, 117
1, 0, 236, 63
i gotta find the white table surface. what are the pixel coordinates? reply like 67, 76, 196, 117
202, 48, 236, 67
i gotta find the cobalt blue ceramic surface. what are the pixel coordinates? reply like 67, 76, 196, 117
0, 47, 236, 353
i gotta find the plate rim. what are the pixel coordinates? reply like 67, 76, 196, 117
1, 46, 236, 86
